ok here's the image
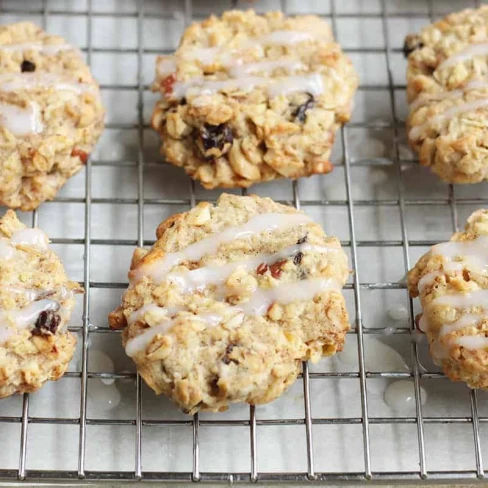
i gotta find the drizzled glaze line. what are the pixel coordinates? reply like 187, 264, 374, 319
124, 277, 337, 356
167, 242, 333, 294
0, 42, 74, 54
0, 73, 97, 95
0, 299, 60, 345
130, 212, 313, 284
438, 43, 488, 70
171, 73, 324, 99
179, 30, 322, 66
410, 79, 488, 112
409, 98, 488, 141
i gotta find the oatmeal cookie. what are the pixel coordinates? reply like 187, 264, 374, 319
0, 22, 104, 210
0, 210, 82, 398
408, 209, 488, 389
405, 6, 488, 184
151, 10, 358, 189
109, 194, 349, 414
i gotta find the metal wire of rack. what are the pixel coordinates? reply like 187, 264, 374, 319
0, 0, 488, 484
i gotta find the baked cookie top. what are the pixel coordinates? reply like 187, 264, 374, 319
405, 6, 488, 183
151, 10, 358, 189
0, 22, 104, 210
0, 210, 81, 397
110, 193, 350, 413
408, 209, 488, 388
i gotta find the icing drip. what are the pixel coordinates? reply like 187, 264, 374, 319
11, 228, 49, 250
168, 243, 332, 294
0, 239, 14, 259
156, 57, 177, 77
0, 299, 60, 345
131, 212, 312, 284
409, 98, 488, 141
438, 43, 488, 70
0, 101, 43, 135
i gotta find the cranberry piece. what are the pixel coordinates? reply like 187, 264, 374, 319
33, 311, 61, 335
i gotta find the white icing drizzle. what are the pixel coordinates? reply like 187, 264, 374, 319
227, 58, 306, 77
125, 312, 225, 357
168, 243, 332, 294
455, 335, 488, 349
0, 239, 14, 259
131, 212, 312, 284
432, 235, 488, 270
125, 276, 335, 356
172, 73, 323, 99
409, 98, 488, 141
180, 30, 318, 66
0, 73, 96, 94
410, 79, 488, 112
0, 42, 74, 54
11, 228, 49, 250
438, 43, 488, 70
438, 312, 484, 337
0, 101, 43, 135
0, 299, 60, 345
238, 277, 336, 316
434, 289, 488, 309
267, 73, 323, 98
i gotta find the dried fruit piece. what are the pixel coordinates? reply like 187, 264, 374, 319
33, 310, 61, 335
222, 344, 238, 365
297, 235, 307, 244
293, 252, 303, 265
71, 148, 89, 164
269, 259, 287, 279
161, 73, 177, 96
403, 35, 424, 58
293, 94, 314, 123
256, 263, 268, 275
199, 123, 234, 158
21, 60, 36, 72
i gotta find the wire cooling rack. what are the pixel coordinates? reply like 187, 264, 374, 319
1, 0, 488, 485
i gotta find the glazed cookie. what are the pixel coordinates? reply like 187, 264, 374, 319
109, 194, 349, 413
151, 10, 358, 189
408, 209, 488, 389
405, 6, 488, 183
0, 210, 82, 398
0, 22, 104, 210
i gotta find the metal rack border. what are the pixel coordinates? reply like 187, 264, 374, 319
0, 0, 486, 484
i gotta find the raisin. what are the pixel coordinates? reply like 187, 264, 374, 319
293, 252, 303, 265
71, 148, 89, 164
297, 235, 307, 245
199, 123, 233, 155
270, 259, 287, 279
256, 263, 268, 275
21, 60, 36, 72
222, 344, 238, 365
293, 94, 314, 123
33, 311, 61, 335
403, 35, 424, 58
